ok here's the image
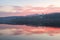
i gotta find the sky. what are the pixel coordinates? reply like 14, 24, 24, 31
0, 0, 60, 7
0, 0, 60, 17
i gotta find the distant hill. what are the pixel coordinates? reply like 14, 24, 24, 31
0, 12, 60, 27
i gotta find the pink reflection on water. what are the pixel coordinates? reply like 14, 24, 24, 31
13, 25, 60, 36
0, 24, 60, 36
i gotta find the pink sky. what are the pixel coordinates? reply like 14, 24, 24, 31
0, 5, 60, 17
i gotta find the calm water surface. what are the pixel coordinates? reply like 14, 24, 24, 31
0, 24, 60, 40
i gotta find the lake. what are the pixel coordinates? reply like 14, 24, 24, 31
0, 24, 60, 40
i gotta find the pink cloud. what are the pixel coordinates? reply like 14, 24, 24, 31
0, 5, 60, 16
14, 5, 60, 16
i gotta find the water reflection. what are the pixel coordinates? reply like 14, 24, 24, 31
0, 24, 60, 36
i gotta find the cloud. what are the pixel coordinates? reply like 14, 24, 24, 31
12, 5, 60, 14
0, 6, 14, 12
0, 5, 60, 17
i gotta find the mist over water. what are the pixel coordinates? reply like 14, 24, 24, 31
0, 24, 60, 40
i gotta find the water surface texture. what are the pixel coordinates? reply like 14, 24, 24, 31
0, 24, 60, 40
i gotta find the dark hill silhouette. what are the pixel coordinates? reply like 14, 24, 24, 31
0, 12, 60, 27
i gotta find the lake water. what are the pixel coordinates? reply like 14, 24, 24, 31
0, 24, 60, 40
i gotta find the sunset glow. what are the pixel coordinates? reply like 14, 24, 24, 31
0, 0, 60, 17
0, 5, 60, 17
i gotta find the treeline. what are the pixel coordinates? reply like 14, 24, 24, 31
11, 12, 60, 27
0, 12, 60, 27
